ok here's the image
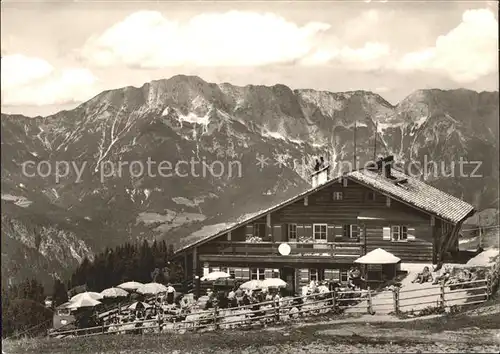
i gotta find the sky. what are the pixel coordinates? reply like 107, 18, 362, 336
1, 0, 498, 117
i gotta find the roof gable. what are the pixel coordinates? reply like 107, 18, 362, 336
175, 168, 475, 254
346, 169, 474, 224
175, 175, 343, 253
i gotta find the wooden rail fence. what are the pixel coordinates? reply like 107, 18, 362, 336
48, 288, 374, 339
48, 265, 499, 339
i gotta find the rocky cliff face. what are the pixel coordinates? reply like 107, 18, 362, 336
1, 75, 498, 289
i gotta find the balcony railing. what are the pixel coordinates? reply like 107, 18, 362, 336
203, 241, 364, 258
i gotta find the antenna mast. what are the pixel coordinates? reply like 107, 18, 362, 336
353, 120, 357, 170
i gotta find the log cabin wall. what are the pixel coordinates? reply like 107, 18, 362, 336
363, 224, 433, 263
197, 178, 440, 263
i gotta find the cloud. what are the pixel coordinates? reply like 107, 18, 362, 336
1, 54, 54, 89
301, 42, 391, 70
1, 54, 97, 106
396, 8, 498, 82
80, 10, 390, 70
81, 10, 332, 68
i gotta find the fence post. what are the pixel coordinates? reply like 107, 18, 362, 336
332, 289, 337, 311
213, 305, 219, 330
392, 286, 400, 314
366, 286, 373, 314
440, 279, 446, 308
272, 297, 278, 322
486, 273, 492, 300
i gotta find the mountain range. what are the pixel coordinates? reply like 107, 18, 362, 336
1, 75, 498, 290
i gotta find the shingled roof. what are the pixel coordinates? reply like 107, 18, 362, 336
174, 168, 475, 254
346, 169, 475, 224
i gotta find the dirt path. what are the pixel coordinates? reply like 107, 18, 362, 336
317, 325, 500, 345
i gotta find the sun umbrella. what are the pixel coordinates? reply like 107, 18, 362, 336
117, 281, 143, 291
261, 278, 287, 289
201, 271, 231, 282
136, 282, 168, 295
128, 301, 152, 310
68, 293, 102, 309
100, 287, 129, 298
70, 291, 103, 303
239, 280, 264, 291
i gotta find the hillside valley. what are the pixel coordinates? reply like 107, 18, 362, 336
1, 75, 498, 289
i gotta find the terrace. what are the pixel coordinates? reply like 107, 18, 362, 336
198, 241, 364, 264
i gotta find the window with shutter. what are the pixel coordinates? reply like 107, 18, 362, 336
264, 269, 273, 279
272, 269, 280, 278
313, 224, 327, 242
333, 191, 343, 200
332, 269, 340, 281
251, 268, 265, 280
391, 225, 408, 241
300, 269, 309, 282
382, 227, 391, 240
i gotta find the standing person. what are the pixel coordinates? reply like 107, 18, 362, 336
166, 283, 176, 305
319, 156, 325, 169
234, 286, 243, 307
314, 159, 321, 171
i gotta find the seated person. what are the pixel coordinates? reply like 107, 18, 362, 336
432, 266, 452, 285
411, 266, 433, 284
242, 294, 251, 306
457, 269, 472, 282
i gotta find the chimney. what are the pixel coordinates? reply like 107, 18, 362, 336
378, 155, 394, 178
312, 165, 330, 188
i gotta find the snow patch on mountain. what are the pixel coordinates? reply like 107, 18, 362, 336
172, 196, 200, 207
1, 194, 33, 208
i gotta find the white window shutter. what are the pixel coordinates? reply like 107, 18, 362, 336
241, 268, 250, 280
386, 196, 391, 207
383, 227, 391, 240
264, 269, 273, 279
408, 227, 416, 240
343, 178, 348, 187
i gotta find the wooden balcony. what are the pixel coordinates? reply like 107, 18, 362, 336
198, 241, 365, 265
